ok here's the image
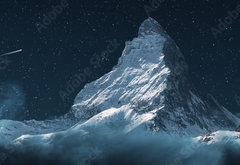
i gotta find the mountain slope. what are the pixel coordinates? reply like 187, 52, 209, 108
0, 18, 239, 143
0, 118, 76, 142
1, 19, 240, 165
71, 17, 240, 136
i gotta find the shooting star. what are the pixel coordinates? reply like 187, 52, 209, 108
0, 49, 22, 57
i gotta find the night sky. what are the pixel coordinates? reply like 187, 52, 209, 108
0, 0, 240, 120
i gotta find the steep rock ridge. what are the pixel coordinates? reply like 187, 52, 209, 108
0, 18, 239, 143
71, 17, 240, 135
72, 18, 170, 120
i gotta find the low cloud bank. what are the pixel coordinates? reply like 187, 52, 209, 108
0, 125, 240, 165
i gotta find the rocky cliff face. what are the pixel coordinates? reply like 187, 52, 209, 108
0, 18, 239, 143
0, 19, 240, 165
71, 17, 240, 135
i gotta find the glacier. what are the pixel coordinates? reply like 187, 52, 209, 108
1, 17, 240, 165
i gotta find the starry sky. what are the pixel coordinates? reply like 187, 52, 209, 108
0, 0, 240, 120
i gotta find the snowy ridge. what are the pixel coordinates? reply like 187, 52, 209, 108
0, 118, 76, 142
197, 130, 240, 144
0, 18, 240, 144
70, 17, 240, 135
72, 31, 170, 120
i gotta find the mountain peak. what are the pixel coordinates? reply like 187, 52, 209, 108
138, 17, 167, 37
138, 18, 188, 76
70, 18, 240, 135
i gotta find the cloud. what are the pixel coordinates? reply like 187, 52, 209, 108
0, 125, 239, 165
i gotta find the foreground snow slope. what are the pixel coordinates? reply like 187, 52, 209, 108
0, 119, 76, 142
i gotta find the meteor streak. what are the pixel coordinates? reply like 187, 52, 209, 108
0, 49, 22, 57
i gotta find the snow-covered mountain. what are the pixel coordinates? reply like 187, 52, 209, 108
70, 17, 240, 136
0, 17, 239, 143
1, 18, 240, 165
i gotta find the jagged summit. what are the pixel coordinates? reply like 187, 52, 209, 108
70, 18, 240, 135
0, 18, 239, 142
138, 17, 167, 37
138, 17, 188, 76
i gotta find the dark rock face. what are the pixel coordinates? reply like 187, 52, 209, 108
71, 17, 240, 136
137, 18, 240, 135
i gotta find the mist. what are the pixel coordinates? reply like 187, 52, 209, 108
0, 83, 26, 120
0, 125, 240, 165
